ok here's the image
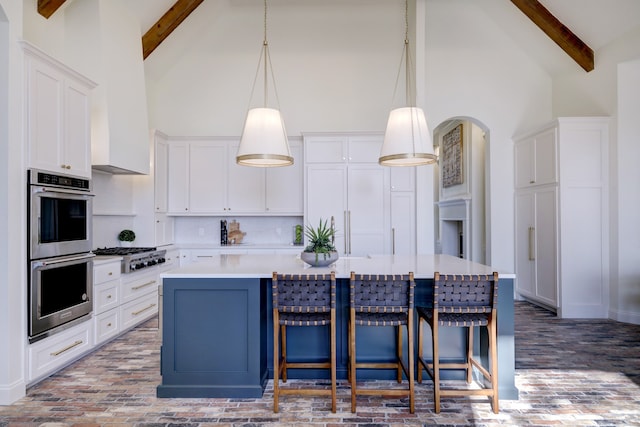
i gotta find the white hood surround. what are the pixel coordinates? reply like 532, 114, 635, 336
65, 0, 150, 175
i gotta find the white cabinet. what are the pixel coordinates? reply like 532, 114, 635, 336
304, 134, 390, 256
515, 127, 557, 189
265, 141, 304, 214
155, 135, 169, 213
23, 42, 95, 178
155, 213, 175, 247
28, 320, 93, 384
515, 187, 558, 308
93, 259, 122, 345
514, 117, 609, 318
390, 167, 416, 255
167, 138, 303, 215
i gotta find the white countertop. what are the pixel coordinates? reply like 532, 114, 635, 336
161, 254, 514, 280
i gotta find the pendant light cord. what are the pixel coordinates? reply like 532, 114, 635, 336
245, 0, 283, 112
390, 0, 415, 110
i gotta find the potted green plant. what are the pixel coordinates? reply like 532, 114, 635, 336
118, 229, 136, 247
300, 218, 338, 266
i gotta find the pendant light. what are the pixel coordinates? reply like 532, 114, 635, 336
379, 0, 436, 167
237, 0, 293, 167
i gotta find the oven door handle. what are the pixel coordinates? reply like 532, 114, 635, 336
36, 253, 96, 267
33, 186, 95, 197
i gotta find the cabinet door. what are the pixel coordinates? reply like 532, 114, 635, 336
515, 191, 535, 297
63, 79, 92, 177
155, 213, 174, 246
391, 192, 415, 255
391, 166, 415, 192
515, 128, 557, 188
167, 142, 189, 213
27, 57, 65, 174
155, 139, 168, 212
265, 142, 303, 214
348, 135, 383, 163
305, 164, 347, 254
347, 165, 389, 256
189, 142, 227, 213
515, 188, 558, 308
304, 135, 347, 163
227, 142, 265, 213
533, 187, 558, 307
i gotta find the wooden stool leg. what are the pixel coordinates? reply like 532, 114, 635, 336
432, 322, 441, 413
273, 310, 280, 413
350, 308, 357, 413
408, 311, 415, 414
396, 325, 403, 383
280, 325, 288, 382
489, 319, 499, 413
417, 315, 424, 383
466, 326, 474, 383
330, 310, 337, 413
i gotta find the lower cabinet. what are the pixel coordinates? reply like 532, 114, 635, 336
28, 320, 93, 383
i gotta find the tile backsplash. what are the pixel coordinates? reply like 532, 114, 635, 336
174, 216, 304, 246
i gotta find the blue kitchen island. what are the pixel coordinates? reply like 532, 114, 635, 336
156, 254, 518, 400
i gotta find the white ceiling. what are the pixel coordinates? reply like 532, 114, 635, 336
126, 0, 640, 75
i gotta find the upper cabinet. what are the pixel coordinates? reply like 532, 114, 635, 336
165, 138, 303, 215
515, 126, 557, 189
304, 133, 391, 256
23, 42, 96, 179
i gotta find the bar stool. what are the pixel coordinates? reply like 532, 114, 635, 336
348, 272, 415, 413
417, 272, 499, 413
272, 272, 337, 413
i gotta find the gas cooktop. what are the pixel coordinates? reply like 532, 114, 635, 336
93, 247, 166, 273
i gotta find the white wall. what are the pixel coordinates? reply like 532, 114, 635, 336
420, 0, 552, 271
551, 28, 640, 323
613, 59, 640, 324
0, 0, 26, 406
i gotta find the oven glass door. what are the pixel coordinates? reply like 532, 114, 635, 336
30, 186, 93, 259
29, 254, 94, 341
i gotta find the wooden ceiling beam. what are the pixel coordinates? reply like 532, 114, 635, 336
142, 0, 205, 60
38, 0, 67, 19
511, 0, 594, 72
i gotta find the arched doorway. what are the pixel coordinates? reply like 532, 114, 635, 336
432, 117, 490, 264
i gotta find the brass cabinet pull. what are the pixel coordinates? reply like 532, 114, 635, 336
50, 340, 83, 356
132, 303, 157, 316
528, 226, 535, 261
392, 227, 396, 255
132, 280, 156, 291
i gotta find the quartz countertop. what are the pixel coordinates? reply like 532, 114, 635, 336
160, 253, 514, 280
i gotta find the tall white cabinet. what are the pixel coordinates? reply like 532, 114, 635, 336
304, 133, 390, 256
514, 117, 609, 318
22, 42, 95, 178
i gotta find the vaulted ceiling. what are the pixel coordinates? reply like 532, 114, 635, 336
38, 0, 640, 74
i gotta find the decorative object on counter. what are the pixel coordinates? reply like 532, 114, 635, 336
236, 0, 293, 168
292, 224, 303, 246
118, 229, 135, 247
220, 220, 228, 245
301, 218, 338, 267
227, 220, 246, 245
378, 0, 437, 167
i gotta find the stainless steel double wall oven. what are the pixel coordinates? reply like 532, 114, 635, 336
28, 169, 95, 342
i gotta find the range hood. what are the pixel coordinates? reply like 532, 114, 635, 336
64, 0, 150, 175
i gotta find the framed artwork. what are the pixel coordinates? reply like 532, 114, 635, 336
442, 124, 463, 188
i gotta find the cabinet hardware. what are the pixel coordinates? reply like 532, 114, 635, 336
392, 228, 396, 255
528, 226, 535, 260
107, 323, 112, 327
348, 210, 352, 254
107, 294, 112, 299
132, 280, 156, 291
50, 340, 83, 356
132, 303, 156, 316
108, 272, 113, 276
